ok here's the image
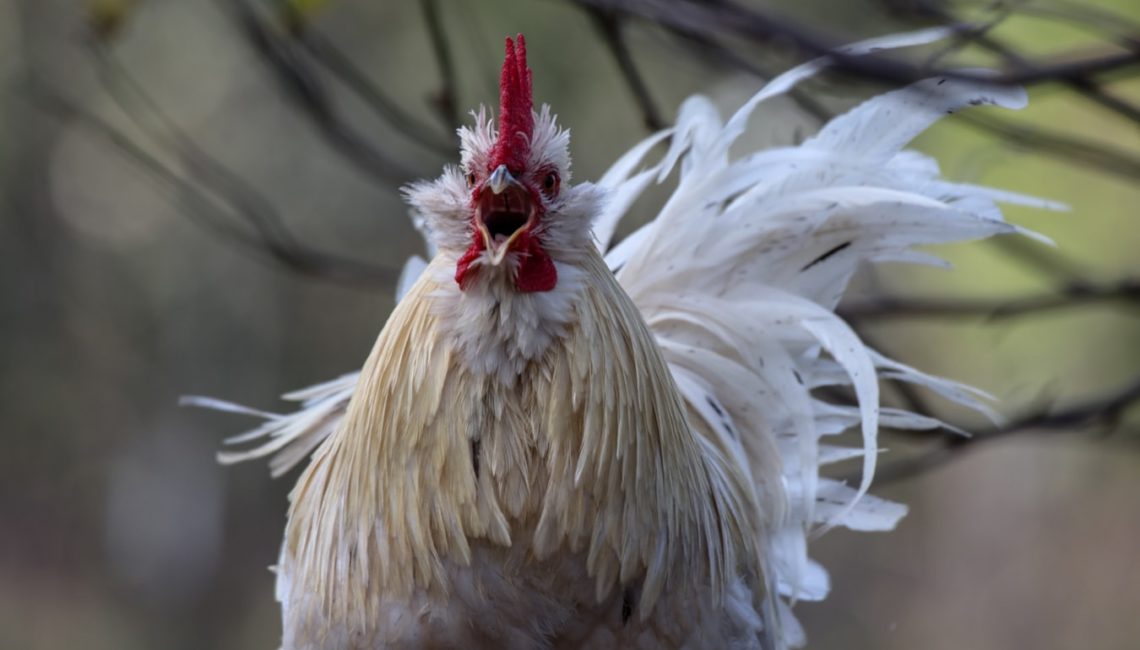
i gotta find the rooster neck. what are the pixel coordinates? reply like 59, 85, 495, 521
427, 252, 589, 384
280, 249, 760, 645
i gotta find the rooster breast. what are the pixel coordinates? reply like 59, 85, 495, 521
277, 250, 765, 649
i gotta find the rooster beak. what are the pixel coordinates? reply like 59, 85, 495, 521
487, 164, 522, 195
477, 165, 534, 266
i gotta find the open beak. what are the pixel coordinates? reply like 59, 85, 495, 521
476, 164, 536, 265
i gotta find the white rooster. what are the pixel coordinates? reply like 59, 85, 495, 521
190, 29, 1054, 649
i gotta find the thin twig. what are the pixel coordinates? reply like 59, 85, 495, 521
960, 112, 1140, 183
662, 24, 833, 124
909, 0, 1140, 126
233, 1, 429, 182
585, 0, 1140, 181
25, 75, 398, 286
296, 28, 458, 156
985, 236, 1089, 285
92, 41, 299, 250
840, 280, 1140, 322
571, 0, 1140, 87
420, 0, 462, 133
1019, 0, 1140, 45
867, 376, 1140, 484
588, 8, 666, 131
860, 329, 937, 417
918, 8, 1015, 68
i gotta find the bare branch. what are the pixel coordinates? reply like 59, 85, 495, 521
569, 0, 1140, 87
24, 74, 398, 286
867, 376, 1140, 484
840, 279, 1140, 322
232, 0, 435, 181
1017, 0, 1140, 45
294, 27, 458, 157
984, 236, 1089, 285
419, 0, 462, 133
588, 8, 666, 131
65, 0, 1140, 488
906, 0, 1140, 126
653, 16, 833, 124
959, 111, 1140, 183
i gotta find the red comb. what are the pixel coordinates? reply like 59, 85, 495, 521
489, 34, 534, 173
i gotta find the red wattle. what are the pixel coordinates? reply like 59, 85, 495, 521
455, 235, 485, 290
514, 236, 557, 293
454, 231, 556, 293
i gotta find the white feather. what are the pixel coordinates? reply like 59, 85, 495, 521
194, 28, 1062, 649
588, 42, 1059, 649
805, 74, 1028, 161
396, 255, 428, 302
593, 129, 673, 251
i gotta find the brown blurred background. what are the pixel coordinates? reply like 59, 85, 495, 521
2, 1, 1139, 649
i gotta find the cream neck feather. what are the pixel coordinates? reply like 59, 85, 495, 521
427, 254, 588, 384
280, 249, 758, 645
403, 138, 605, 383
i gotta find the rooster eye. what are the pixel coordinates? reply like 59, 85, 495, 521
542, 172, 559, 196
465, 172, 477, 189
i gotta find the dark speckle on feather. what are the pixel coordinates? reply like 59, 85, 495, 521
705, 396, 737, 440
471, 438, 482, 479
801, 241, 851, 271
706, 396, 724, 418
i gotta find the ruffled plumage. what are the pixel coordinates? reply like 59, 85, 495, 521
190, 28, 1060, 648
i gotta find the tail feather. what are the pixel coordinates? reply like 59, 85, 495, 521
805, 74, 1027, 161
184, 372, 358, 477
190, 28, 1061, 649
592, 45, 1059, 650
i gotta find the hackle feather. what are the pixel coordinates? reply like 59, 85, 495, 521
191, 27, 1060, 649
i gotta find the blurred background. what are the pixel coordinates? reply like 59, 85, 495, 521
2, 0, 1139, 648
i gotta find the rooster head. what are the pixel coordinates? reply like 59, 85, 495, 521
404, 34, 600, 294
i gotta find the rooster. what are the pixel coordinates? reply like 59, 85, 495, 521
190, 30, 1055, 649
